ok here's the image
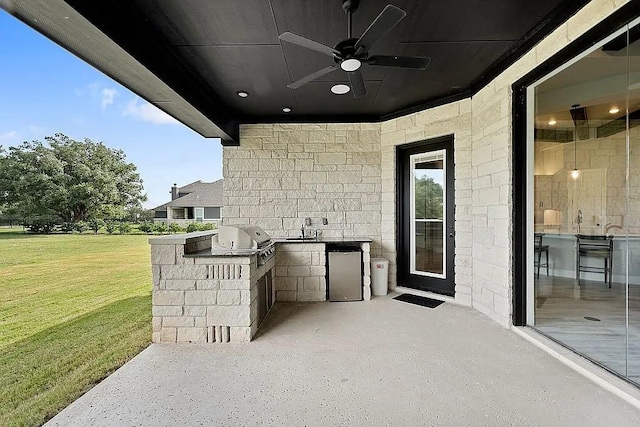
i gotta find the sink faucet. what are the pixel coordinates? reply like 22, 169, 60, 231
605, 223, 623, 234
301, 223, 305, 238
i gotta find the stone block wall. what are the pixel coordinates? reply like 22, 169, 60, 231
150, 234, 275, 343
275, 243, 326, 302
222, 124, 383, 256
275, 241, 372, 301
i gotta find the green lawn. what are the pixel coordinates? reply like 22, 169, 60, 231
0, 228, 152, 426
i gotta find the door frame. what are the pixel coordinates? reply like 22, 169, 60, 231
396, 136, 455, 296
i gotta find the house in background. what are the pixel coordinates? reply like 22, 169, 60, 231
153, 180, 223, 225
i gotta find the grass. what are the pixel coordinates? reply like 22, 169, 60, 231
0, 227, 152, 426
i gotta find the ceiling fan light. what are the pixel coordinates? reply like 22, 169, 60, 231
331, 84, 351, 95
340, 58, 361, 72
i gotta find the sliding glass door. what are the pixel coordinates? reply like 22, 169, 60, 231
528, 17, 640, 384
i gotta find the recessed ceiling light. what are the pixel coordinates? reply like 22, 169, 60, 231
282, 107, 291, 113
548, 118, 557, 126
609, 106, 620, 114
236, 90, 249, 98
331, 84, 350, 95
340, 58, 361, 72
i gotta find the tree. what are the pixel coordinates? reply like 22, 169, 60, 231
0, 134, 147, 229
414, 175, 443, 220
125, 206, 155, 222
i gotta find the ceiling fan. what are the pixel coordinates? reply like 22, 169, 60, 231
278, 0, 430, 98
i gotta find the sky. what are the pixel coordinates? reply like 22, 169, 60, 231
0, 11, 223, 209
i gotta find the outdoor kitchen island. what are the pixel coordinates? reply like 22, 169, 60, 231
149, 229, 372, 344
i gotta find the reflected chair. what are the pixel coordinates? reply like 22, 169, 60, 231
575, 234, 613, 288
534, 233, 549, 278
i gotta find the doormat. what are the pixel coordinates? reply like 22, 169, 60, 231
393, 294, 444, 308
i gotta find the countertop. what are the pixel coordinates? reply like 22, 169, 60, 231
185, 248, 259, 258
184, 236, 372, 257
271, 236, 372, 244
540, 233, 640, 240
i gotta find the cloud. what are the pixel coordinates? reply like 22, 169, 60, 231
100, 88, 117, 110
0, 131, 19, 144
28, 125, 47, 136
76, 82, 118, 110
122, 97, 178, 125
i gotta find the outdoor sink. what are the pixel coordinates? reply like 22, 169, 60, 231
285, 237, 317, 241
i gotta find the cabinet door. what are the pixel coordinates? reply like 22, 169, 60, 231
266, 270, 273, 310
256, 275, 266, 325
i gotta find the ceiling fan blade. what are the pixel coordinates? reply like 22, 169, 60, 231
348, 69, 367, 98
278, 32, 340, 58
355, 5, 406, 52
287, 65, 339, 89
366, 55, 431, 70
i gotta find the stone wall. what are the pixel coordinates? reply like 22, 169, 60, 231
222, 124, 382, 256
275, 243, 326, 302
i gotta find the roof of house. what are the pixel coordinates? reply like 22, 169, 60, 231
177, 180, 204, 194
153, 179, 223, 210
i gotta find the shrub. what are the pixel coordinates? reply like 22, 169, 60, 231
138, 221, 154, 234
118, 222, 132, 234
186, 222, 216, 233
73, 221, 89, 234
168, 223, 185, 234
105, 221, 117, 235
88, 218, 105, 234
59, 222, 75, 233
25, 221, 55, 234
24, 216, 58, 234
153, 222, 168, 234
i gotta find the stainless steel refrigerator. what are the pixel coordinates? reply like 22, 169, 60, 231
328, 249, 362, 301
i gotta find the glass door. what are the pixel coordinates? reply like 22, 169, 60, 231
527, 17, 640, 385
397, 137, 455, 296
410, 151, 446, 277
195, 208, 204, 223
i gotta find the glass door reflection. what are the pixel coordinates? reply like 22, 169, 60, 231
530, 18, 640, 385
410, 151, 445, 277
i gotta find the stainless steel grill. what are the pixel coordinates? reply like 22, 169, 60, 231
213, 225, 275, 266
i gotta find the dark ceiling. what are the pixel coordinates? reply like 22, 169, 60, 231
62, 0, 590, 143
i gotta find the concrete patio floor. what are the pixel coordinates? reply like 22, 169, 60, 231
47, 293, 640, 426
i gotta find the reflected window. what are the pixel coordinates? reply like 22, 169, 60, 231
410, 151, 445, 277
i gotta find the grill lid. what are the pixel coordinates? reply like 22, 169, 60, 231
217, 225, 270, 249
